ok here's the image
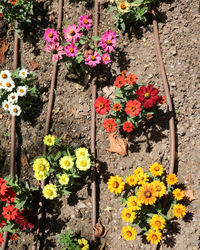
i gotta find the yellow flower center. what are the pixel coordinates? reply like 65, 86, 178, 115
104, 56, 108, 61
70, 30, 75, 35
126, 231, 132, 237
144, 92, 150, 98
106, 40, 112, 45
91, 55, 96, 61
84, 19, 88, 24
144, 190, 152, 198
47, 138, 52, 143
48, 33, 53, 38
156, 185, 161, 191
20, 89, 24, 93
107, 124, 112, 129
4, 104, 8, 108
11, 96, 15, 99
69, 48, 74, 53
2, 73, 7, 79
131, 201, 137, 206
99, 103, 104, 108
130, 105, 136, 111
121, 3, 127, 10
155, 221, 161, 227
38, 164, 45, 171
80, 160, 87, 167
0, 82, 2, 86
46, 189, 53, 196
6, 82, 11, 87
154, 166, 160, 171
126, 213, 131, 218
64, 160, 70, 166
112, 181, 119, 188
152, 234, 158, 241
13, 108, 18, 113
22, 72, 25, 75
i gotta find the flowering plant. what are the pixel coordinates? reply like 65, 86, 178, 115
0, 68, 38, 117
95, 71, 165, 135
107, 163, 187, 244
44, 14, 117, 75
0, 176, 38, 246
0, 0, 34, 31
32, 135, 92, 200
107, 0, 156, 30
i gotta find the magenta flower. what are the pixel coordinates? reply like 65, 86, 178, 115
102, 53, 112, 65
85, 51, 101, 67
64, 43, 78, 57
44, 42, 65, 62
99, 30, 117, 53
63, 24, 82, 43
78, 15, 93, 30
44, 28, 59, 43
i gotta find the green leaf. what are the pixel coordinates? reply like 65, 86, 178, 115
54, 151, 62, 161
62, 190, 71, 195
92, 36, 101, 42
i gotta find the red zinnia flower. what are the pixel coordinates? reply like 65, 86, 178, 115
15, 209, 37, 231
10, 0, 17, 4
157, 95, 166, 104
0, 178, 7, 196
94, 96, 110, 115
0, 233, 4, 246
123, 121, 134, 133
10, 234, 18, 241
0, 14, 2, 20
2, 204, 18, 221
121, 70, 127, 76
1, 187, 16, 203
0, 219, 6, 228
103, 118, 117, 133
114, 75, 126, 88
136, 84, 159, 108
126, 73, 138, 85
113, 103, 121, 111
125, 100, 142, 117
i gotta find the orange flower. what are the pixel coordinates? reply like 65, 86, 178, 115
103, 118, 117, 133
146, 114, 153, 120
123, 121, 134, 133
137, 183, 157, 205
157, 95, 166, 104
126, 73, 138, 85
121, 70, 127, 76
166, 173, 178, 185
10, 234, 18, 241
125, 100, 142, 117
113, 103, 121, 111
114, 75, 126, 88
10, 0, 17, 4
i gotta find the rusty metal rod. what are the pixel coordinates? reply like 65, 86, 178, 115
150, 9, 176, 250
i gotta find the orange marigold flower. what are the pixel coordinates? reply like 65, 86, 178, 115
125, 100, 142, 117
166, 173, 178, 185
146, 229, 162, 244
113, 103, 121, 111
137, 183, 157, 205
173, 203, 186, 218
126, 73, 138, 85
153, 180, 166, 198
10, 0, 17, 4
137, 172, 149, 185
127, 196, 141, 211
94, 96, 110, 115
126, 175, 138, 186
173, 188, 184, 201
133, 167, 144, 176
121, 207, 136, 223
114, 75, 126, 88
107, 175, 125, 194
121, 225, 137, 241
157, 95, 166, 104
150, 215, 166, 231
123, 121, 134, 133
103, 118, 117, 133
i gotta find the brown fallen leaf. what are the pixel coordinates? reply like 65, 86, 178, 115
104, 132, 127, 156
184, 190, 197, 202
0, 39, 9, 64
93, 220, 106, 238
96, 242, 106, 250
0, 114, 3, 119
29, 60, 39, 70
21, 154, 28, 168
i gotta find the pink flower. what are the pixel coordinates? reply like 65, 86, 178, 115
99, 30, 117, 53
44, 28, 59, 43
63, 24, 82, 43
64, 43, 78, 57
78, 15, 93, 30
44, 42, 65, 62
85, 51, 101, 67
102, 53, 111, 65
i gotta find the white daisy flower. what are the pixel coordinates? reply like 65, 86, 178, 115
3, 78, 15, 92
0, 80, 5, 90
0, 70, 12, 81
2, 100, 10, 111
17, 86, 27, 97
19, 69, 29, 79
8, 92, 18, 103
9, 104, 22, 116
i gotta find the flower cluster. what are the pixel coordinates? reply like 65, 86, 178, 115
95, 71, 165, 135
44, 15, 117, 73
0, 177, 37, 246
107, 163, 187, 244
0, 68, 38, 116
32, 135, 92, 200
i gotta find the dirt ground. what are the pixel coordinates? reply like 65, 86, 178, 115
0, 0, 200, 249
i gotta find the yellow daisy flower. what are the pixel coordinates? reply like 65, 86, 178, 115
59, 156, 74, 170
43, 184, 58, 200
121, 207, 136, 223
133, 166, 144, 176
78, 238, 89, 250
149, 162, 164, 177
126, 175, 138, 186
127, 196, 142, 211
172, 203, 186, 218
43, 134, 55, 146
34, 171, 47, 181
33, 158, 50, 173
137, 183, 157, 205
173, 188, 184, 201
150, 215, 166, 231
166, 173, 178, 185
75, 147, 89, 158
76, 156, 91, 171
137, 172, 149, 185
152, 180, 166, 198
117, 0, 130, 14
146, 229, 162, 244
107, 175, 125, 194
121, 225, 137, 241
58, 174, 70, 185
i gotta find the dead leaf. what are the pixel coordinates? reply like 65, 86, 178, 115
21, 154, 28, 168
104, 133, 127, 156
71, 104, 90, 118
49, 15, 55, 23
29, 60, 39, 70
93, 220, 106, 238
0, 39, 9, 64
184, 190, 197, 202
102, 86, 115, 99
0, 114, 3, 119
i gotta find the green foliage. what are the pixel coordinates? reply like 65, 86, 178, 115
57, 230, 80, 250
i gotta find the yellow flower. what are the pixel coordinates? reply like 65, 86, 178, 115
137, 172, 149, 185
107, 175, 125, 194
121, 207, 136, 223
78, 238, 89, 250
58, 174, 70, 185
75, 147, 89, 158
149, 162, 164, 177
137, 183, 157, 205
59, 156, 74, 170
146, 229, 162, 244
43, 134, 55, 146
172, 203, 186, 218
121, 225, 137, 241
173, 188, 184, 201
150, 215, 166, 231
126, 175, 138, 186
43, 184, 58, 200
152, 180, 166, 198
133, 166, 144, 176
34, 171, 47, 181
33, 158, 50, 173
76, 156, 91, 171
117, 0, 130, 14
127, 196, 141, 211
166, 173, 178, 185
